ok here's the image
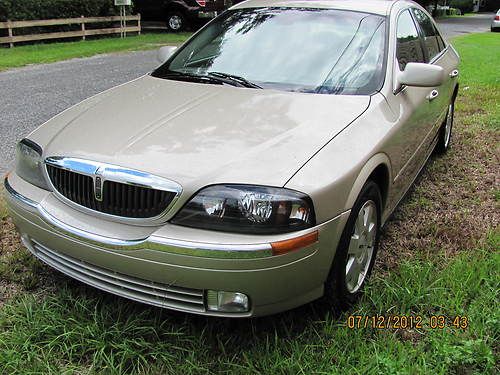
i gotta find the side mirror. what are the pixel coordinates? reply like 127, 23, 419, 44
397, 62, 444, 88
157, 46, 178, 64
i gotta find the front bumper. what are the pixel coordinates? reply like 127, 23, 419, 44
4, 172, 349, 317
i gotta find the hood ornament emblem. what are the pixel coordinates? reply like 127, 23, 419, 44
94, 167, 104, 201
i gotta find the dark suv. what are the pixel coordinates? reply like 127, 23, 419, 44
135, 0, 232, 32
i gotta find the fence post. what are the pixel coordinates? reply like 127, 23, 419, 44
138, 13, 141, 35
119, 6, 124, 38
124, 7, 127, 37
81, 15, 85, 40
7, 20, 13, 48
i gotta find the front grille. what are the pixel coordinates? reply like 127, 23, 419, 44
46, 165, 176, 218
28, 239, 206, 313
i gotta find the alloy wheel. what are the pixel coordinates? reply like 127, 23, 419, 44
345, 200, 378, 293
169, 15, 182, 31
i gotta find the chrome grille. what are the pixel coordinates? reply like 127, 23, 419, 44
28, 239, 206, 313
46, 165, 177, 219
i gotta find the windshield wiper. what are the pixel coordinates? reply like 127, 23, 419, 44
161, 71, 224, 85
208, 71, 262, 89
159, 71, 262, 89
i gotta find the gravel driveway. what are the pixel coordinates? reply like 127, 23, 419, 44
0, 13, 494, 172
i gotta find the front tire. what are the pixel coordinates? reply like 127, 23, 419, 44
166, 11, 185, 32
324, 180, 381, 309
435, 101, 454, 154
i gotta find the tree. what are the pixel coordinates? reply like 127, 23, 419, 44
413, 0, 442, 17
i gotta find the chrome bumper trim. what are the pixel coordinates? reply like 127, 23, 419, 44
38, 205, 148, 247
4, 174, 38, 210
5, 176, 273, 258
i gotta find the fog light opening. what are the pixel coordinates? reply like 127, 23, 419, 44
206, 290, 249, 313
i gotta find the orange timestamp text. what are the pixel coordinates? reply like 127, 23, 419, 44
346, 315, 469, 330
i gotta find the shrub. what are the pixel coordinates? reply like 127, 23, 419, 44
0, 0, 132, 22
434, 7, 462, 17
449, 0, 474, 14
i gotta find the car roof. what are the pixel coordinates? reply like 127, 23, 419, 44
231, 0, 401, 16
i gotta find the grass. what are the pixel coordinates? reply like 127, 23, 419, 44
451, 33, 500, 130
0, 33, 192, 71
436, 13, 477, 19
0, 32, 499, 374
0, 191, 7, 220
0, 241, 497, 374
0, 236, 497, 374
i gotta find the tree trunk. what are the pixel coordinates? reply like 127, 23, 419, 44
432, 0, 439, 17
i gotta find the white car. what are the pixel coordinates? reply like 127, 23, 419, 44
492, 10, 500, 31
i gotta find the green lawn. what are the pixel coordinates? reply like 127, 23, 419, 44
452, 33, 500, 130
0, 33, 192, 71
436, 13, 477, 19
0, 33, 499, 374
0, 194, 7, 220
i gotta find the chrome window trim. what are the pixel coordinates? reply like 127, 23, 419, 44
392, 7, 421, 94
44, 156, 183, 226
428, 46, 448, 64
391, 5, 448, 95
409, 7, 447, 63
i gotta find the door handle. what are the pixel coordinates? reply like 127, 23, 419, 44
427, 90, 439, 101
449, 69, 459, 78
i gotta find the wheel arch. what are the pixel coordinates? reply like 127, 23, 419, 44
165, 1, 189, 17
345, 153, 392, 215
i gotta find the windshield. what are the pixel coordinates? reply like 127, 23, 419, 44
153, 8, 386, 95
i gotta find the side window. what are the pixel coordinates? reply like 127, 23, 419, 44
396, 10, 425, 71
411, 8, 443, 61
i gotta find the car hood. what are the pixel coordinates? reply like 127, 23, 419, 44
38, 75, 369, 191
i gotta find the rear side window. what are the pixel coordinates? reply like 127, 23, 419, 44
396, 10, 425, 71
411, 8, 445, 61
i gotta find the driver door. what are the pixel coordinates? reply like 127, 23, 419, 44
385, 9, 435, 209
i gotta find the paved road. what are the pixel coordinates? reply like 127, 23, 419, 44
0, 13, 494, 172
437, 13, 493, 38
0, 50, 159, 173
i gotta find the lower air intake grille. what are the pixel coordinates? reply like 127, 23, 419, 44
28, 239, 206, 313
46, 165, 177, 218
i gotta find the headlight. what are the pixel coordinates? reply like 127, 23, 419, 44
15, 138, 50, 190
171, 185, 315, 234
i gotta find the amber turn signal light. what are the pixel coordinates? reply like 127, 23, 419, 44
271, 231, 319, 256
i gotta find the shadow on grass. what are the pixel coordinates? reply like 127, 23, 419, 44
60, 274, 343, 344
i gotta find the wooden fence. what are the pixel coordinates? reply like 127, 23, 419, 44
0, 14, 141, 47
